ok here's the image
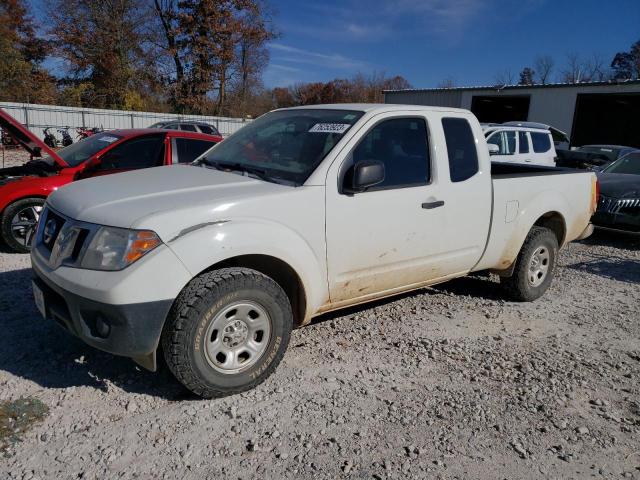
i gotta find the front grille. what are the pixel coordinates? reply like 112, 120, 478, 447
598, 196, 640, 214
34, 206, 97, 269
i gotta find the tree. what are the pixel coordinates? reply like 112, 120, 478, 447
49, 0, 156, 109
494, 69, 515, 86
437, 77, 457, 89
585, 53, 609, 82
561, 53, 586, 83
518, 67, 535, 85
610, 40, 640, 80
0, 0, 57, 103
534, 55, 554, 85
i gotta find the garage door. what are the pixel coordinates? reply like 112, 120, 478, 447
572, 93, 640, 148
470, 95, 530, 124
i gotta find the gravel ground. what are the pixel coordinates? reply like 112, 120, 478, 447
0, 148, 639, 479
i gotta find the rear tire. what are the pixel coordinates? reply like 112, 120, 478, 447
161, 268, 293, 398
500, 226, 558, 302
1, 197, 45, 253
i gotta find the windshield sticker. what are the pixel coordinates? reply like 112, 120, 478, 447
309, 123, 351, 134
97, 135, 119, 143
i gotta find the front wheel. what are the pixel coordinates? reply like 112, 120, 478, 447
1, 198, 45, 253
161, 268, 293, 398
500, 226, 558, 302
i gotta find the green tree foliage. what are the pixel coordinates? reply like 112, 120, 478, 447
0, 0, 57, 103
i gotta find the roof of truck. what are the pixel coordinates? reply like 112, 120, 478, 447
283, 103, 469, 114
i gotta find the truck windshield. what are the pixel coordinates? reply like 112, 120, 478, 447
195, 109, 364, 185
54, 133, 124, 167
603, 153, 640, 175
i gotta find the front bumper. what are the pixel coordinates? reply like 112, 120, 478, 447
32, 264, 172, 369
592, 211, 640, 233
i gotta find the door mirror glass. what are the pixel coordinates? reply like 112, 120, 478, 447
348, 160, 385, 192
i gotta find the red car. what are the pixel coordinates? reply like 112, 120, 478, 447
0, 109, 223, 252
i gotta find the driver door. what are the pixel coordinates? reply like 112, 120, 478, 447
82, 134, 166, 179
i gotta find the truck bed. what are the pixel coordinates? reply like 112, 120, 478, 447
491, 161, 578, 178
472, 162, 595, 273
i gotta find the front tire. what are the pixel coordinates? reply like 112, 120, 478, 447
500, 226, 558, 302
161, 268, 293, 398
1, 197, 45, 253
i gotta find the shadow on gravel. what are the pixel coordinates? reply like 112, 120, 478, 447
567, 257, 640, 284
309, 274, 501, 327
0, 268, 188, 400
580, 229, 640, 250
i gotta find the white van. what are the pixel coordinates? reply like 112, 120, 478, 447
482, 123, 559, 167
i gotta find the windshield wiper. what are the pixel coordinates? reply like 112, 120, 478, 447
197, 158, 275, 183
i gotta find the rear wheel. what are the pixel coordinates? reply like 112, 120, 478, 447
500, 226, 558, 302
1, 198, 45, 253
161, 268, 293, 398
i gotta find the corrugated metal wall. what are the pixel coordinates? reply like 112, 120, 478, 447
0, 102, 250, 139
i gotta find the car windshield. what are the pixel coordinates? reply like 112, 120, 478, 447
54, 132, 123, 167
148, 122, 168, 128
195, 109, 364, 185
603, 153, 640, 175
578, 146, 620, 162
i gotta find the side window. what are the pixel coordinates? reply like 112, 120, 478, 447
99, 135, 165, 170
198, 124, 218, 135
174, 138, 216, 163
486, 131, 515, 155
180, 124, 197, 132
531, 132, 551, 153
442, 117, 479, 183
164, 123, 179, 130
519, 131, 529, 153
351, 117, 430, 190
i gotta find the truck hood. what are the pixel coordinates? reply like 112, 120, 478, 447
597, 173, 640, 198
0, 108, 66, 166
47, 164, 289, 235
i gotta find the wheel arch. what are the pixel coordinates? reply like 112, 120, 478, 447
197, 254, 308, 327
533, 211, 566, 247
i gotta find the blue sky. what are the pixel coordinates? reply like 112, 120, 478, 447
27, 0, 640, 89
263, 0, 640, 88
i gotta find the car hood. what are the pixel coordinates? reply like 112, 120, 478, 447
47, 165, 290, 237
0, 108, 66, 166
597, 173, 640, 198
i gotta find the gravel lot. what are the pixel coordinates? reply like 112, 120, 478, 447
0, 148, 639, 479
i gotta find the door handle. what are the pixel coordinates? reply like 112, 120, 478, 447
421, 200, 445, 209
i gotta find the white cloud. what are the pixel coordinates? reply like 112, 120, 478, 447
269, 43, 369, 70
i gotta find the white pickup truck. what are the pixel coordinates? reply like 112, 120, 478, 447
31, 104, 598, 398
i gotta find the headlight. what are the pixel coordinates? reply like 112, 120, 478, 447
80, 227, 161, 271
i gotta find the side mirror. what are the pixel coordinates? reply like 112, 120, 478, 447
488, 144, 500, 155
346, 160, 385, 193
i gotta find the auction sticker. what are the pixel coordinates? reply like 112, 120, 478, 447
309, 123, 351, 134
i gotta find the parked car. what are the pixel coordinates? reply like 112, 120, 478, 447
482, 123, 562, 166
148, 120, 222, 137
31, 104, 597, 398
557, 145, 639, 170
0, 108, 223, 252
593, 151, 640, 233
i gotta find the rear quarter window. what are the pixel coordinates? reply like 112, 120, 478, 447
442, 118, 479, 182
531, 132, 552, 153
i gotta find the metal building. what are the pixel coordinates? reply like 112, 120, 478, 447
384, 80, 640, 148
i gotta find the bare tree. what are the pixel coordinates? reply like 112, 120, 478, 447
585, 53, 610, 82
437, 77, 457, 89
493, 69, 515, 86
560, 53, 586, 83
534, 55, 554, 84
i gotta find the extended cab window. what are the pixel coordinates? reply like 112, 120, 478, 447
442, 118, 479, 182
531, 132, 551, 153
519, 131, 530, 153
486, 130, 516, 155
99, 135, 165, 170
174, 138, 216, 163
352, 118, 429, 190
